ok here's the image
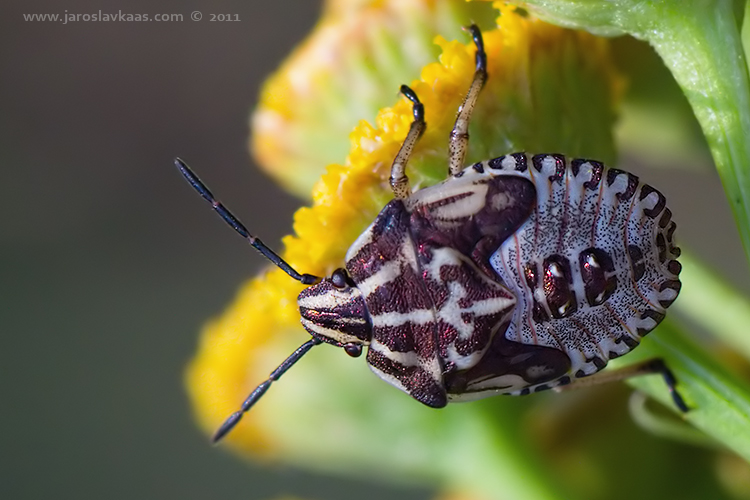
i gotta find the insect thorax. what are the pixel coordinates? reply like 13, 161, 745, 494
297, 152, 681, 407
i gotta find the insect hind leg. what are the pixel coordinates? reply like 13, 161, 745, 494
389, 85, 426, 200
553, 358, 689, 413
448, 24, 488, 176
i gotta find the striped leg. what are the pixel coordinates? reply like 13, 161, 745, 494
553, 358, 689, 412
448, 24, 488, 176
390, 85, 425, 200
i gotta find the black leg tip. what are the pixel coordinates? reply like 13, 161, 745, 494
463, 24, 484, 50
654, 361, 689, 413
398, 85, 424, 123
462, 24, 486, 73
400, 85, 420, 103
671, 390, 690, 413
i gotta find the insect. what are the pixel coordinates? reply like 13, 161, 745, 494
176, 25, 687, 443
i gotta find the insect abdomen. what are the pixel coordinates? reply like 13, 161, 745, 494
479, 153, 681, 386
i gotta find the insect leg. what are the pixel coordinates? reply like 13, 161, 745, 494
448, 24, 487, 176
553, 358, 689, 412
389, 85, 426, 200
212, 337, 322, 443
175, 158, 320, 285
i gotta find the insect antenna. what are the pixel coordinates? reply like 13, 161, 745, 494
212, 337, 323, 443
174, 158, 320, 285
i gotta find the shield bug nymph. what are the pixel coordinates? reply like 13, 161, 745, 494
177, 24, 687, 443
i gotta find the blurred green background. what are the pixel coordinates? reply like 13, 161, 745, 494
2, 1, 749, 499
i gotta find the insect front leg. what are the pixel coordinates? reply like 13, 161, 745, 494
448, 24, 488, 177
389, 85, 426, 200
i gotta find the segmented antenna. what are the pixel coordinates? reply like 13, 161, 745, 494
212, 337, 322, 443
174, 158, 320, 285
175, 158, 324, 442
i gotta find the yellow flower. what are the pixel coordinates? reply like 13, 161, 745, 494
251, 0, 498, 197
186, 1, 621, 496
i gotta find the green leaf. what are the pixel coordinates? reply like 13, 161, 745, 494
742, 0, 750, 79
675, 251, 750, 360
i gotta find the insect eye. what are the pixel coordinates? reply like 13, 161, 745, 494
343, 343, 363, 358
331, 268, 350, 289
